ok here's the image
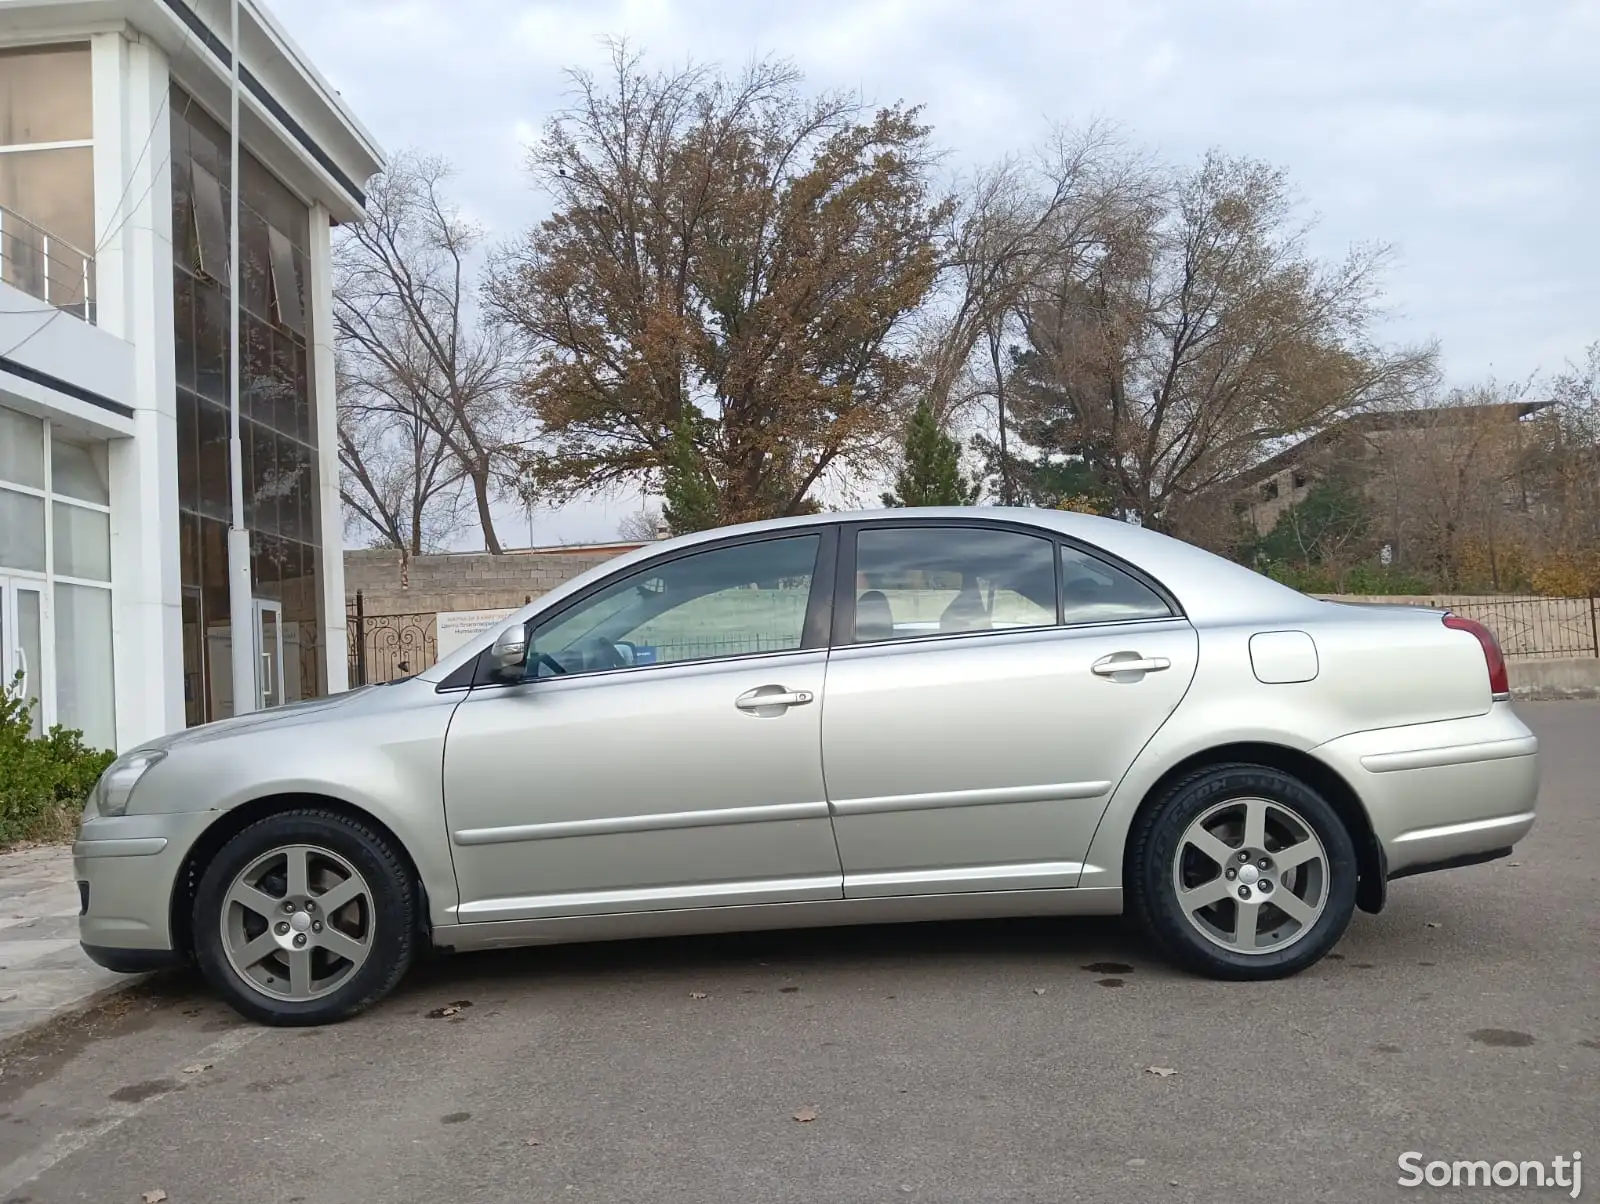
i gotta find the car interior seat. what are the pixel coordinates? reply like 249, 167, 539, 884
939, 579, 992, 632
855, 589, 896, 642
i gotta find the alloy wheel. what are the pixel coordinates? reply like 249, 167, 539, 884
220, 843, 376, 1002
1169, 796, 1330, 955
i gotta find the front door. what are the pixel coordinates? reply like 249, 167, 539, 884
821, 521, 1199, 897
442, 530, 844, 924
0, 576, 48, 737
253, 599, 285, 710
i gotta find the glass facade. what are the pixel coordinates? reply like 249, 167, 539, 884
0, 403, 116, 749
0, 43, 95, 313
170, 85, 324, 725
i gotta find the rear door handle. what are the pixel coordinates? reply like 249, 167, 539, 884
735, 686, 815, 711
1091, 654, 1171, 677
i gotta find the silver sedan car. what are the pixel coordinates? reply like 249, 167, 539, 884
75, 507, 1540, 1025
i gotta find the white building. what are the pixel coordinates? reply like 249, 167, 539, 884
0, 0, 382, 752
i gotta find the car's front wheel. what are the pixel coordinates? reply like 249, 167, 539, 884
192, 808, 417, 1025
1128, 764, 1358, 980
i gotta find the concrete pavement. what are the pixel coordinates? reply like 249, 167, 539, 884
0, 846, 138, 1044
0, 701, 1595, 1203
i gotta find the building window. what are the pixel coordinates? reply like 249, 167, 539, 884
0, 401, 116, 750
0, 44, 95, 316
189, 164, 228, 282
1260, 479, 1279, 501
171, 85, 324, 724
1291, 469, 1308, 489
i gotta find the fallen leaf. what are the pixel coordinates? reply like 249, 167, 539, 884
525, 1137, 541, 1147
426, 1000, 474, 1019
141, 1192, 168, 1204
1425, 922, 1441, 929
793, 1107, 818, 1123
1507, 861, 1522, 867
181, 1062, 212, 1075
1032, 988, 1047, 995
689, 991, 709, 1000
1144, 1066, 1178, 1077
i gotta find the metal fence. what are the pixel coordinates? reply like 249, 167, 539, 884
347, 593, 438, 686
1333, 594, 1600, 660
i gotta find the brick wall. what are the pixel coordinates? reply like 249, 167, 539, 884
344, 545, 644, 616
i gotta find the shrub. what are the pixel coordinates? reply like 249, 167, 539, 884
0, 673, 115, 847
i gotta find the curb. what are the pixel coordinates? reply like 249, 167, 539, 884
0, 969, 153, 1053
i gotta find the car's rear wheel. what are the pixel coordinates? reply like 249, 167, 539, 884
192, 808, 416, 1025
1128, 764, 1358, 980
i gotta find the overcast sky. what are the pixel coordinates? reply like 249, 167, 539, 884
271, 0, 1600, 548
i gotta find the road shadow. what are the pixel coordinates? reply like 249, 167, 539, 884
394, 912, 1161, 1001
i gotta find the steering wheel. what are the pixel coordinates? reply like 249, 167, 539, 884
582, 638, 628, 671
529, 651, 568, 678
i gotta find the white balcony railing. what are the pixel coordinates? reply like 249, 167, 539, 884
0, 203, 96, 325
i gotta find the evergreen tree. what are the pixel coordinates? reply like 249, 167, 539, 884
882, 399, 981, 507
970, 346, 1117, 513
661, 415, 721, 535
1242, 470, 1372, 570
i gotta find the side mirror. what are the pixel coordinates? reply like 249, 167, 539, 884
489, 625, 528, 680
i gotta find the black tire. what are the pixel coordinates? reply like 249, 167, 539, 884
1127, 764, 1358, 981
192, 808, 416, 1026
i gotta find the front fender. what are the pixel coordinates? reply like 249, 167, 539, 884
128, 685, 465, 927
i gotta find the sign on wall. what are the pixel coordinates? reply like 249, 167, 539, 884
435, 608, 517, 660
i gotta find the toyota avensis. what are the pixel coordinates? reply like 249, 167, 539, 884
74, 507, 1540, 1025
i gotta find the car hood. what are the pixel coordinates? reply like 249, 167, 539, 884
134, 682, 411, 753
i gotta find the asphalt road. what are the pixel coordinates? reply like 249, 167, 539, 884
1, 702, 1595, 1204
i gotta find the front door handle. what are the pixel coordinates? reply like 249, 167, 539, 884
735, 686, 815, 711
1091, 654, 1171, 677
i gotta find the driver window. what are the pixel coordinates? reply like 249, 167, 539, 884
522, 534, 821, 678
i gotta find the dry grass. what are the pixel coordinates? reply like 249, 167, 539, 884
0, 802, 81, 852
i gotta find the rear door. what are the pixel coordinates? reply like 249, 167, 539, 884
820, 519, 1198, 898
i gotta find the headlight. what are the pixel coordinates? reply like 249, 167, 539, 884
92, 750, 167, 817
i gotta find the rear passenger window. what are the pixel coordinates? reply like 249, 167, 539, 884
850, 526, 1057, 642
1059, 545, 1172, 625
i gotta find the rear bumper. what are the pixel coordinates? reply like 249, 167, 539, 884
1313, 701, 1539, 878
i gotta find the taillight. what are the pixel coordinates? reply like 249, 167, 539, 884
1443, 613, 1510, 697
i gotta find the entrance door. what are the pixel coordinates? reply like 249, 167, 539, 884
0, 576, 49, 737
253, 599, 285, 710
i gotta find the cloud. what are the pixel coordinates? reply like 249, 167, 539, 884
271, 0, 1600, 544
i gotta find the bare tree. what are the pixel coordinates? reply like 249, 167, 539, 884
616, 507, 663, 541
1361, 381, 1538, 589
336, 348, 470, 553
334, 150, 527, 553
999, 145, 1436, 533
915, 122, 1157, 502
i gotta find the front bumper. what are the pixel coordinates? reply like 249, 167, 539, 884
74, 810, 219, 960
1313, 701, 1539, 878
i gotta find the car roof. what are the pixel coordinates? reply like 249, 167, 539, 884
419, 506, 1323, 683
